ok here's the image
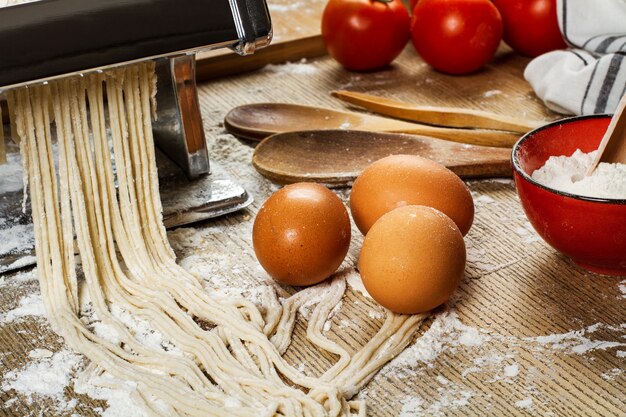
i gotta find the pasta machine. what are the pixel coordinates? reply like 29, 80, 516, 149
0, 0, 272, 178
0, 0, 272, 271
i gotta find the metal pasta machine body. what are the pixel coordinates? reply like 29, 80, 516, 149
0, 0, 272, 179
0, 0, 272, 272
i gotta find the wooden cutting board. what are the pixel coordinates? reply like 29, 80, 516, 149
196, 0, 328, 80
196, 0, 559, 128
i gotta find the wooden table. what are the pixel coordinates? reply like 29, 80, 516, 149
1, 2, 625, 416
193, 46, 625, 417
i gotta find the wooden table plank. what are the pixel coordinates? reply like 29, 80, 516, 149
1, 18, 624, 417
188, 47, 624, 416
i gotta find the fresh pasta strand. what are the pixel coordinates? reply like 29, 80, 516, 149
0, 102, 5, 164
7, 63, 428, 416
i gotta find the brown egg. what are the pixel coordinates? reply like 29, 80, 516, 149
358, 205, 466, 314
252, 183, 351, 286
350, 155, 474, 236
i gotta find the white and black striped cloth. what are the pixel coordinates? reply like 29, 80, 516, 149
525, 0, 626, 115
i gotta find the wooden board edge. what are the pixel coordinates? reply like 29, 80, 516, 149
196, 35, 326, 82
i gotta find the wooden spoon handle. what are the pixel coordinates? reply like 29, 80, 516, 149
225, 103, 519, 147
331, 90, 541, 134
389, 124, 519, 148
588, 93, 626, 174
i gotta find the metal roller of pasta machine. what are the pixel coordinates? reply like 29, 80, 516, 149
0, 0, 272, 272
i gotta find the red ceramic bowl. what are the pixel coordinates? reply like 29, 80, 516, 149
512, 115, 626, 276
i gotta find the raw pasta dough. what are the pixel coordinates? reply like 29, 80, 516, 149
7, 63, 427, 416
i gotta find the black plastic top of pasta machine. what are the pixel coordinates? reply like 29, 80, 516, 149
0, 0, 272, 90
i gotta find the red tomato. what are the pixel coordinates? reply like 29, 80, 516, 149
492, 0, 566, 57
321, 0, 411, 71
409, 0, 419, 13
410, 0, 503, 75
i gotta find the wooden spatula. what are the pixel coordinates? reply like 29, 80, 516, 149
587, 94, 626, 175
225, 103, 520, 148
252, 130, 512, 187
331, 90, 542, 133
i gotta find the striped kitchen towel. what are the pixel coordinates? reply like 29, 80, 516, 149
524, 0, 626, 115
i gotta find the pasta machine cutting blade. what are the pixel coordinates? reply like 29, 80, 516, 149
0, 0, 272, 272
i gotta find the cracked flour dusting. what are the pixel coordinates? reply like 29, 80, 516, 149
0, 270, 172, 416
2, 349, 150, 417
4, 266, 623, 416
369, 307, 625, 416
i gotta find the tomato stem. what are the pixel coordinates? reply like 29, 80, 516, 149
373, 0, 394, 3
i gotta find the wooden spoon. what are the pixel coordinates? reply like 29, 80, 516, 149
226, 103, 520, 148
587, 93, 626, 175
252, 130, 512, 187
331, 90, 541, 134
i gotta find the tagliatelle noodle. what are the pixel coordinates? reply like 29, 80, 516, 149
7, 63, 428, 417
0, 103, 5, 164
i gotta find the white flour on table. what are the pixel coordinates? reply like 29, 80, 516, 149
0, 293, 45, 323
0, 150, 25, 194
2, 348, 150, 417
374, 305, 625, 415
262, 59, 319, 76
